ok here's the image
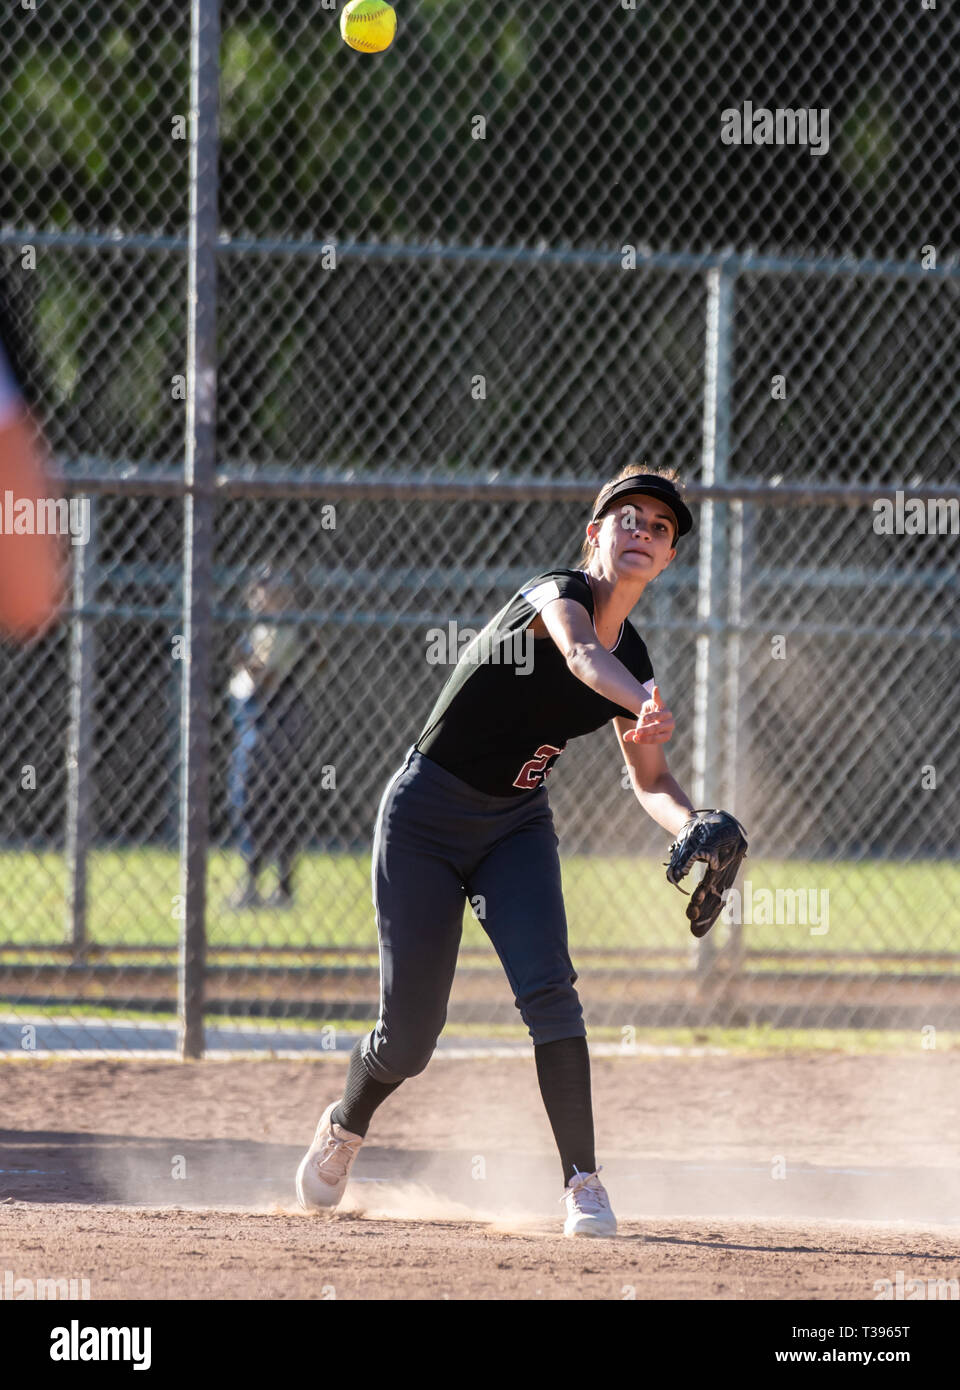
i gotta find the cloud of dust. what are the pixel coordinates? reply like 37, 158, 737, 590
86, 1049, 960, 1234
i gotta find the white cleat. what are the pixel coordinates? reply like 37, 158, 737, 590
560, 1166, 617, 1238
296, 1101, 364, 1211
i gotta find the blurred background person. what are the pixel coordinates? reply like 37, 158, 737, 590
228, 564, 313, 908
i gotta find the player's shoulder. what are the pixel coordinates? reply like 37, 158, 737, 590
517, 567, 592, 613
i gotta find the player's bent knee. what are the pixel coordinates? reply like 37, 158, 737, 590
516, 979, 584, 1040
362, 1037, 436, 1083
396, 1048, 434, 1079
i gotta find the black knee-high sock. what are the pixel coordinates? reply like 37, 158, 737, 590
330, 1038, 403, 1137
534, 1036, 597, 1186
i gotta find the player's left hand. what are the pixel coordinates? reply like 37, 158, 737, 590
624, 685, 674, 744
665, 808, 749, 937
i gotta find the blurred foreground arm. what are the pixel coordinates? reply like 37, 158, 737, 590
0, 393, 63, 640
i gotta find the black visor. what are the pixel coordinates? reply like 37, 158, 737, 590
592, 473, 694, 539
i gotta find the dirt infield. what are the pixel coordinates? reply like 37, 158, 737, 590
2, 1051, 959, 1300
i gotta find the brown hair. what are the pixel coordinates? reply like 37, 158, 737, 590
579, 464, 685, 563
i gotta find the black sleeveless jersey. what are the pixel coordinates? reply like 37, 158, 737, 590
414, 568, 655, 796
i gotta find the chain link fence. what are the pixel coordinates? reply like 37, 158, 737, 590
1, 0, 958, 1054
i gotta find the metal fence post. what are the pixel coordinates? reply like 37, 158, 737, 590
65, 498, 97, 959
723, 496, 746, 979
178, 0, 220, 1061
692, 264, 734, 986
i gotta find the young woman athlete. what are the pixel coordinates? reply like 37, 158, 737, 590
297, 466, 708, 1237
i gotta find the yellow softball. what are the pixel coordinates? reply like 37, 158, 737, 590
340, 0, 397, 54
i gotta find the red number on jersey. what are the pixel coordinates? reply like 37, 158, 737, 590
512, 743, 565, 790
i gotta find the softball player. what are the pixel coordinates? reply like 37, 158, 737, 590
297, 466, 702, 1237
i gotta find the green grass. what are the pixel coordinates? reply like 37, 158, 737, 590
1, 1007, 955, 1055
2, 848, 958, 955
